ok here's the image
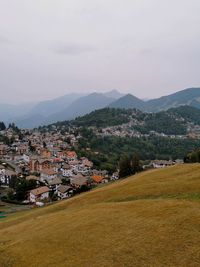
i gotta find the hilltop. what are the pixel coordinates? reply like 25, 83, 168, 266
109, 93, 145, 110
1, 164, 200, 267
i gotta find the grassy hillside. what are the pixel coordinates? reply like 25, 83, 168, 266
1, 164, 200, 267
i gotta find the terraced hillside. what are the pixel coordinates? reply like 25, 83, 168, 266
1, 164, 200, 267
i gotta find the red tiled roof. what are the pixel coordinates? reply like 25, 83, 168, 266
92, 175, 104, 183
66, 151, 77, 157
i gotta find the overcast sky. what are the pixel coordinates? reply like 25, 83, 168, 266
0, 0, 200, 104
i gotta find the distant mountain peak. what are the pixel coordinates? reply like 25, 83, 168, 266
103, 89, 124, 99
109, 93, 145, 110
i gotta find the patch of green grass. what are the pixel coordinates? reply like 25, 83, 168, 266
106, 192, 200, 203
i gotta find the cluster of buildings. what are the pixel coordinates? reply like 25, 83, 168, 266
0, 127, 119, 205
92, 117, 200, 140
0, 121, 187, 207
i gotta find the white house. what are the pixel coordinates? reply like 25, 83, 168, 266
47, 177, 62, 193
57, 185, 73, 199
29, 186, 50, 203
22, 153, 30, 163
0, 165, 16, 186
152, 160, 174, 169
61, 163, 73, 177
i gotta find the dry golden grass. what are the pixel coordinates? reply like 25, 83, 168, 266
1, 164, 200, 267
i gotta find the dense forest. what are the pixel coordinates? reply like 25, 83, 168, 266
73, 108, 133, 127
76, 128, 200, 171
168, 106, 200, 125
184, 148, 200, 163
133, 112, 187, 135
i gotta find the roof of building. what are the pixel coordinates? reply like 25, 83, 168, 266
5, 170, 17, 176
47, 177, 62, 186
58, 185, 72, 193
26, 175, 40, 181
30, 186, 49, 196
38, 159, 51, 164
92, 175, 104, 183
66, 151, 77, 158
41, 169, 56, 175
53, 158, 63, 163
62, 163, 70, 170
71, 175, 87, 186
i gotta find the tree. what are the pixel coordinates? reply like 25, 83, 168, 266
9, 175, 18, 189
28, 140, 36, 152
0, 122, 6, 131
131, 153, 141, 174
15, 179, 37, 201
119, 155, 132, 178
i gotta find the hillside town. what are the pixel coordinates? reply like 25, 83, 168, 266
0, 124, 185, 207
94, 118, 200, 139
0, 125, 120, 206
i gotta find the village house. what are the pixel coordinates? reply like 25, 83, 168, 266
70, 174, 88, 188
22, 153, 30, 163
57, 185, 73, 199
0, 144, 8, 156
40, 169, 57, 182
26, 175, 40, 182
29, 158, 51, 172
40, 148, 52, 158
152, 160, 175, 168
47, 177, 62, 193
61, 163, 73, 177
39, 159, 52, 171
51, 158, 63, 172
16, 144, 29, 155
80, 157, 93, 168
29, 158, 40, 172
0, 165, 17, 187
29, 186, 50, 203
66, 151, 77, 162
91, 175, 105, 184
111, 172, 119, 180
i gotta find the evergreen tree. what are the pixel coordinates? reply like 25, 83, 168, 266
0, 122, 6, 131
131, 153, 141, 174
119, 155, 132, 178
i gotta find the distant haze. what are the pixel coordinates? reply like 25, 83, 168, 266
0, 0, 200, 104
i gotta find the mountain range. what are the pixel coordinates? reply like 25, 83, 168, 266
110, 87, 200, 112
1, 87, 200, 128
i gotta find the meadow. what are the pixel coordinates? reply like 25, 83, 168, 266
1, 164, 200, 267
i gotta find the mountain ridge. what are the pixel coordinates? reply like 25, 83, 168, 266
109, 87, 200, 112
2, 87, 200, 128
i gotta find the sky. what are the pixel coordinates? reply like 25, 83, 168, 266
0, 0, 200, 104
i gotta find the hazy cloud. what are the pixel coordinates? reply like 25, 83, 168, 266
53, 43, 95, 55
0, 35, 12, 44
0, 0, 200, 103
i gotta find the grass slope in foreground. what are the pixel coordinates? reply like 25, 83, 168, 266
1, 164, 200, 267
